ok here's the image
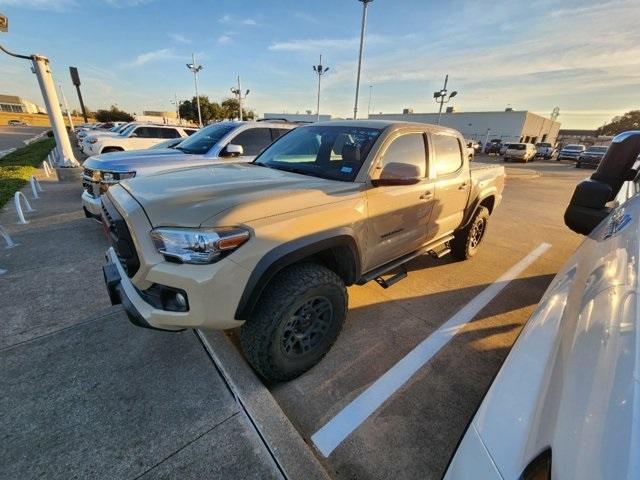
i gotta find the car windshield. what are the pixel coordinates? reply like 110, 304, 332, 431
175, 123, 237, 154
587, 146, 608, 153
565, 145, 584, 150
537, 143, 552, 147
510, 144, 526, 150
253, 125, 383, 182
119, 124, 137, 136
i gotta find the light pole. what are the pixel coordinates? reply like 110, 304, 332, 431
367, 84, 373, 117
433, 74, 457, 125
58, 82, 74, 131
353, 0, 373, 120
313, 54, 329, 122
186, 53, 203, 127
170, 93, 182, 124
230, 76, 249, 121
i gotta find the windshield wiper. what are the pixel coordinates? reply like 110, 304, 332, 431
175, 146, 196, 154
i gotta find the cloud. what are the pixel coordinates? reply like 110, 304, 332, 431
293, 12, 318, 23
0, 0, 75, 10
218, 13, 258, 26
217, 35, 232, 44
122, 48, 178, 67
268, 34, 406, 52
169, 33, 190, 44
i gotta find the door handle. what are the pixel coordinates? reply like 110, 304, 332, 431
419, 191, 433, 200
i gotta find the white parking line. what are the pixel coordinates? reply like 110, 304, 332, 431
311, 242, 552, 457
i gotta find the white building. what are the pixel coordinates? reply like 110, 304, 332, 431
263, 112, 331, 123
369, 110, 561, 145
0, 94, 45, 114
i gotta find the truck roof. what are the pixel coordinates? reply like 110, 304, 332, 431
311, 119, 462, 136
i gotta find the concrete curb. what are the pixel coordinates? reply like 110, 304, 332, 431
196, 330, 331, 480
54, 166, 82, 182
0, 147, 16, 159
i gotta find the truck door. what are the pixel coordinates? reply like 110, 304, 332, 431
430, 133, 470, 239
364, 131, 436, 271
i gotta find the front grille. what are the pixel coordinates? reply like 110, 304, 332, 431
101, 196, 140, 277
82, 168, 100, 197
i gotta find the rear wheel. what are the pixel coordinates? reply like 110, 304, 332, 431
240, 263, 347, 382
451, 206, 490, 260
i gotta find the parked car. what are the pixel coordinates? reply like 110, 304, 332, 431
575, 145, 608, 168
83, 124, 197, 156
557, 143, 586, 161
7, 119, 28, 126
535, 142, 555, 159
81, 120, 294, 218
445, 130, 640, 480
504, 143, 536, 162
77, 122, 135, 147
100, 120, 505, 381
498, 143, 512, 155
484, 139, 503, 155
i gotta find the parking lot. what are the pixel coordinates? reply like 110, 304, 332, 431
1, 150, 587, 479
0, 125, 49, 153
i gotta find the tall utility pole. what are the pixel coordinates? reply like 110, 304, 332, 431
186, 53, 203, 127
170, 93, 182, 124
0, 36, 78, 166
433, 74, 458, 125
367, 84, 373, 117
313, 54, 329, 122
353, 0, 373, 120
230, 76, 249, 121
58, 82, 74, 131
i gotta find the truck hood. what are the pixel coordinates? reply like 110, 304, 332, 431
83, 148, 193, 172
118, 163, 361, 227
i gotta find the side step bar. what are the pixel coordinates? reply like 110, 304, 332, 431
357, 234, 454, 288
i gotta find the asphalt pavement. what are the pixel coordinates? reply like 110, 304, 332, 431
0, 125, 50, 153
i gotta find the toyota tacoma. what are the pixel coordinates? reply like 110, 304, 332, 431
101, 120, 505, 381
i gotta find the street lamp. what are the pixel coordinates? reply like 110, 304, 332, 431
353, 0, 373, 120
230, 75, 250, 121
313, 54, 329, 122
170, 93, 182, 124
433, 74, 457, 125
367, 83, 373, 117
186, 53, 203, 127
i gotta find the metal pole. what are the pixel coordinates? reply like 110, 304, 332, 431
174, 93, 181, 124
74, 84, 88, 123
58, 83, 74, 131
437, 74, 448, 125
353, 0, 371, 120
192, 53, 202, 127
237, 76, 243, 121
316, 55, 322, 122
31, 55, 78, 166
367, 84, 373, 117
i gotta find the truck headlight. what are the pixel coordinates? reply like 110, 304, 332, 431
150, 227, 250, 264
101, 171, 135, 183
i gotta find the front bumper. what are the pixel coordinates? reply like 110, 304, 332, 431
577, 156, 602, 167
558, 153, 580, 160
82, 190, 103, 219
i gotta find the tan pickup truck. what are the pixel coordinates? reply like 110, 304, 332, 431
101, 120, 505, 380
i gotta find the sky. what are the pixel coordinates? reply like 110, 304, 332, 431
0, 0, 639, 129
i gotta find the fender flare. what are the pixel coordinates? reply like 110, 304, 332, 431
460, 191, 497, 229
234, 228, 361, 320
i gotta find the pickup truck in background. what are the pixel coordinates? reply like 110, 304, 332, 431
100, 120, 505, 381
557, 143, 586, 161
81, 120, 295, 219
84, 124, 197, 156
535, 141, 555, 159
445, 131, 640, 480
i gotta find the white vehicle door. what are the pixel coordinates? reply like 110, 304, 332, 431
128, 126, 159, 149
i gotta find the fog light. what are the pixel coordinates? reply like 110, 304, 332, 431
174, 293, 187, 309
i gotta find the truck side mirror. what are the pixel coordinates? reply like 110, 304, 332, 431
222, 144, 243, 157
564, 179, 612, 235
372, 162, 422, 186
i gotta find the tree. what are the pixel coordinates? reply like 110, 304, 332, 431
220, 97, 255, 121
179, 96, 223, 125
95, 105, 134, 122
596, 110, 640, 136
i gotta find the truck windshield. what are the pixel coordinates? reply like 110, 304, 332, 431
253, 125, 382, 182
175, 123, 236, 154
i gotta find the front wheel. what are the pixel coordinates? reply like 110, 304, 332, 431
451, 206, 490, 260
240, 263, 347, 382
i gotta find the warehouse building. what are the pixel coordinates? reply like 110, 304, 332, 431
0, 94, 45, 114
369, 110, 561, 145
264, 112, 331, 123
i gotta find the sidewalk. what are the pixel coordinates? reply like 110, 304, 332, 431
0, 168, 283, 479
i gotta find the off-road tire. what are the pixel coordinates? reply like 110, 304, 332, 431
240, 263, 347, 382
451, 206, 490, 260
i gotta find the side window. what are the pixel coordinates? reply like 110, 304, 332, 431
133, 127, 153, 138
432, 134, 463, 176
160, 128, 181, 139
184, 129, 198, 136
230, 128, 273, 156
380, 133, 426, 177
271, 128, 290, 141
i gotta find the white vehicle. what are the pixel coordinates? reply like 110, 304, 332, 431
504, 142, 536, 162
84, 124, 198, 155
78, 122, 135, 148
81, 120, 295, 218
445, 131, 640, 480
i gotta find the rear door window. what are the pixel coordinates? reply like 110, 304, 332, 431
159, 128, 181, 139
230, 128, 274, 156
432, 134, 463, 175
